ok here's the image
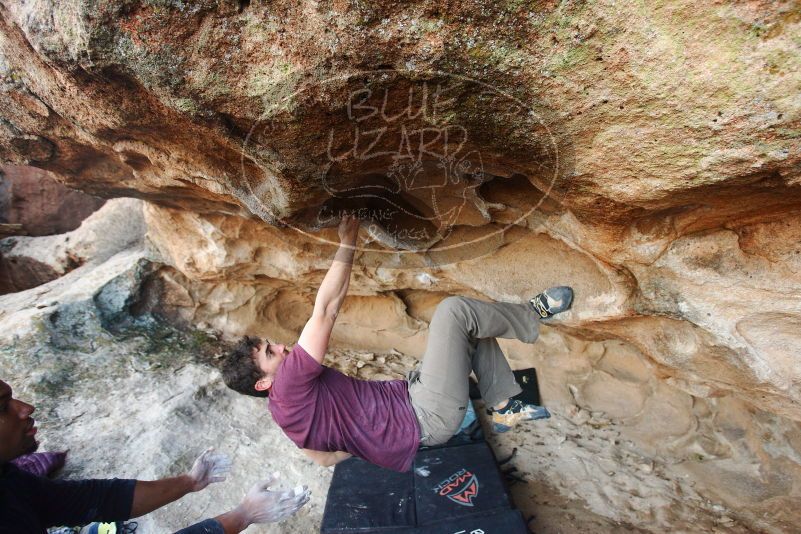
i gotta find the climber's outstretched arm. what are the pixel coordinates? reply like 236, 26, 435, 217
297, 214, 360, 364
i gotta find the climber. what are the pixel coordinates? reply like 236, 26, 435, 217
221, 213, 573, 472
0, 379, 310, 533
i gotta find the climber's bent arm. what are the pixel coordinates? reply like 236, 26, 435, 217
302, 449, 352, 467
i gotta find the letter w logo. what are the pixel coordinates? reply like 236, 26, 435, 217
435, 469, 480, 507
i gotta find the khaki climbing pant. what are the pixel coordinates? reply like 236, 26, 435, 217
406, 296, 540, 446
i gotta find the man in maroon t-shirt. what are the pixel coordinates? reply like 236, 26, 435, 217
222, 214, 573, 472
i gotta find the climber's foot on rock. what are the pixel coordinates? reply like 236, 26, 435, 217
529, 286, 573, 319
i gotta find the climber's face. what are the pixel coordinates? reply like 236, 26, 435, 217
0, 380, 38, 464
252, 338, 290, 392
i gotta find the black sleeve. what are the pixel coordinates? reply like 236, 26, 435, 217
173, 518, 225, 534
32, 475, 136, 527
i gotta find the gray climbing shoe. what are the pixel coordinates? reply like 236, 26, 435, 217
529, 286, 573, 319
491, 400, 551, 433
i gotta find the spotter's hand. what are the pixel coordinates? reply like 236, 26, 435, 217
235, 472, 311, 524
187, 447, 232, 492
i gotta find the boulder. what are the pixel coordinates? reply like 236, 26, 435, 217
1, 1, 801, 531
0, 164, 105, 236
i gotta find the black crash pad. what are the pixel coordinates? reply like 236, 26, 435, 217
321, 438, 528, 534
321, 369, 543, 534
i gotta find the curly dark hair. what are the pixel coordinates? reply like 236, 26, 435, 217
221, 335, 269, 398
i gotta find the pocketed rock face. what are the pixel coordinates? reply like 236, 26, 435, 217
2, 1, 800, 224
0, 164, 105, 236
138, 204, 801, 530
2, 0, 801, 531
0, 197, 144, 294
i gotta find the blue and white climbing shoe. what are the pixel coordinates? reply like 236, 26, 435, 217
491, 400, 551, 433
529, 286, 574, 319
